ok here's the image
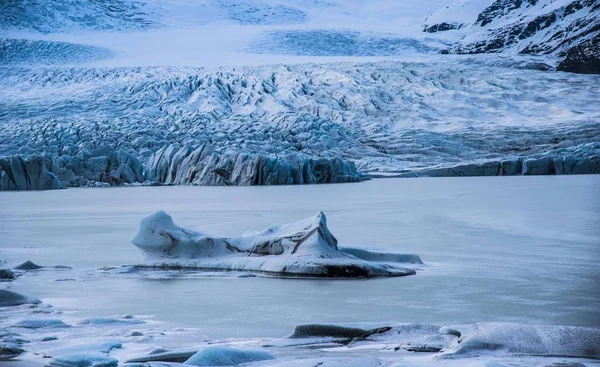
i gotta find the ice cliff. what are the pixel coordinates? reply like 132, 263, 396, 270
131, 210, 419, 278
144, 144, 362, 185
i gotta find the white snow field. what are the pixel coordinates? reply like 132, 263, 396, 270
1, 176, 599, 366
1, 0, 599, 190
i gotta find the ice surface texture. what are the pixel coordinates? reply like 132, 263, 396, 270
0, 38, 113, 66
132, 210, 418, 277
1, 61, 598, 190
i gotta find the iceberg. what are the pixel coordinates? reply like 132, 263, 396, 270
0, 289, 41, 307
446, 323, 600, 359
12, 319, 70, 329
184, 346, 275, 366
45, 353, 118, 367
0, 342, 24, 360
132, 211, 419, 278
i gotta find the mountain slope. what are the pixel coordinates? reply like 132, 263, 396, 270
424, 0, 600, 73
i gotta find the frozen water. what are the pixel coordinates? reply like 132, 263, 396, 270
1, 176, 598, 339
132, 210, 417, 277
184, 346, 274, 366
0, 290, 40, 307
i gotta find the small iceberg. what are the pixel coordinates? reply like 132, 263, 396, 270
185, 346, 275, 366
12, 319, 70, 329
0, 289, 41, 307
132, 211, 421, 278
45, 353, 118, 367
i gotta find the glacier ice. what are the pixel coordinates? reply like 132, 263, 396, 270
445, 323, 600, 359
184, 346, 275, 366
1, 60, 598, 191
45, 353, 118, 367
145, 144, 363, 185
0, 38, 113, 66
132, 210, 418, 277
12, 319, 71, 329
0, 342, 24, 361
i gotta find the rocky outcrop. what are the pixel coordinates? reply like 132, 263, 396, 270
557, 35, 600, 74
145, 144, 364, 186
424, 0, 600, 74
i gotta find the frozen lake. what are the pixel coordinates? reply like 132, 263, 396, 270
1, 176, 599, 339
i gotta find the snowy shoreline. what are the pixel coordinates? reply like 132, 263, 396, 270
1, 283, 599, 366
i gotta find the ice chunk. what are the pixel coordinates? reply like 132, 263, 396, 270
79, 316, 144, 325
45, 353, 118, 367
12, 319, 70, 329
132, 211, 417, 278
289, 324, 391, 339
125, 350, 197, 363
184, 345, 274, 366
445, 323, 600, 359
0, 289, 41, 307
339, 247, 423, 264
0, 269, 16, 279
0, 342, 24, 360
45, 341, 122, 356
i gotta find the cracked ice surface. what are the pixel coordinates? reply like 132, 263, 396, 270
1, 60, 598, 180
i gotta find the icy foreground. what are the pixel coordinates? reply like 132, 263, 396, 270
132, 210, 419, 277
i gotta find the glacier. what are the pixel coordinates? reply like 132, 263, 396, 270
1, 60, 598, 190
131, 210, 419, 277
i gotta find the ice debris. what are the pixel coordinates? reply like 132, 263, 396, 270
0, 342, 24, 360
184, 346, 275, 366
132, 210, 419, 278
12, 319, 70, 329
45, 353, 118, 367
0, 289, 41, 307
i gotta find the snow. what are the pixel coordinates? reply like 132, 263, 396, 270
132, 210, 419, 277
184, 346, 275, 366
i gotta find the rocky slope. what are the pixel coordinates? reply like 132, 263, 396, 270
424, 0, 600, 73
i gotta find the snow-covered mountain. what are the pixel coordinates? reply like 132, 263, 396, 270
424, 0, 600, 73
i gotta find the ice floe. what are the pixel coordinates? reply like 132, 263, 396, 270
45, 353, 118, 367
132, 210, 419, 278
12, 319, 71, 329
0, 289, 41, 307
185, 346, 275, 366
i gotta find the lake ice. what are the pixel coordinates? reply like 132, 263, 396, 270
1, 176, 598, 337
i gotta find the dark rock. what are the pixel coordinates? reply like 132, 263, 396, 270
14, 260, 43, 270
557, 36, 600, 74
0, 269, 15, 279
